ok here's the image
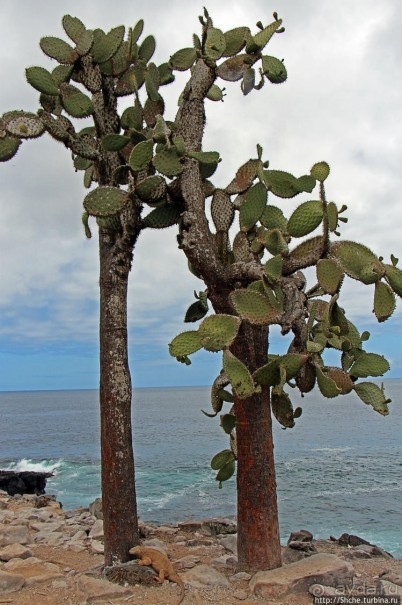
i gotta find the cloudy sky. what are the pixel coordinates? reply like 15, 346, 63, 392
1, 0, 402, 391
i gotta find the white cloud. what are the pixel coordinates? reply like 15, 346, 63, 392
1, 0, 402, 385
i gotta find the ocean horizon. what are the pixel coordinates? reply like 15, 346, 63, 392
0, 381, 401, 556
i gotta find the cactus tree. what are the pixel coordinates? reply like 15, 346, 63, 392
167, 9, 401, 571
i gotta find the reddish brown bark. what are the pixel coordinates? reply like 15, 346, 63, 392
99, 233, 139, 565
231, 326, 282, 571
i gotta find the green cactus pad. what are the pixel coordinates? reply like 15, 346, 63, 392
203, 372, 231, 417
40, 36, 78, 64
129, 139, 154, 172
102, 134, 130, 152
220, 413, 236, 434
135, 175, 167, 202
354, 381, 391, 415
205, 27, 226, 60
385, 264, 402, 297
152, 148, 183, 177
349, 352, 390, 378
330, 241, 378, 281
232, 231, 253, 262
211, 449, 234, 470
158, 62, 175, 86
316, 366, 342, 398
264, 255, 283, 282
198, 315, 241, 352
60, 84, 93, 118
52, 64, 74, 87
139, 35, 156, 63
76, 30, 95, 56
359, 261, 384, 285
25, 66, 59, 96
216, 54, 251, 82
254, 353, 307, 387
142, 202, 182, 229
62, 15, 86, 43
262, 170, 301, 198
96, 216, 122, 232
223, 350, 255, 399
211, 190, 234, 232
295, 362, 316, 393
254, 18, 283, 50
0, 136, 21, 162
327, 202, 339, 232
91, 26, 125, 64
169, 48, 197, 71
215, 458, 236, 484
4, 112, 45, 139
230, 289, 281, 325
74, 155, 91, 171
143, 96, 165, 127
259, 228, 289, 256
283, 236, 325, 274
311, 161, 330, 182
81, 211, 91, 239
296, 174, 316, 193
271, 391, 295, 428
226, 159, 260, 194
169, 330, 203, 357
131, 19, 144, 43
287, 200, 323, 238
316, 259, 344, 294
325, 367, 354, 394
121, 105, 143, 130
261, 55, 287, 84
83, 186, 130, 217
185, 301, 209, 323
206, 84, 225, 101
222, 27, 248, 57
260, 204, 287, 230
239, 182, 267, 231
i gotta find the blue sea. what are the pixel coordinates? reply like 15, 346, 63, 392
0, 382, 401, 556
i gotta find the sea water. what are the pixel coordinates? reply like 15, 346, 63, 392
0, 382, 401, 556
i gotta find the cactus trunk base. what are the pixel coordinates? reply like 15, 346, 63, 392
232, 327, 282, 572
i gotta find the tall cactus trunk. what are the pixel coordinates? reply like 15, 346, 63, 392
99, 233, 139, 566
231, 325, 282, 572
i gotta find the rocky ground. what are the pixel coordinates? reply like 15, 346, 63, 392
0, 491, 402, 605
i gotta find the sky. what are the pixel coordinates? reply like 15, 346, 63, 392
1, 0, 402, 391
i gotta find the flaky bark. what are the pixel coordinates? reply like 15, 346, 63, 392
99, 228, 139, 565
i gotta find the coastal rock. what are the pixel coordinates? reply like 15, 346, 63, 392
181, 564, 231, 588
0, 524, 30, 546
287, 529, 313, 545
288, 540, 317, 553
0, 569, 25, 593
77, 574, 132, 602
141, 538, 167, 554
219, 534, 237, 555
88, 519, 104, 540
379, 571, 402, 587
249, 553, 354, 597
89, 498, 103, 520
0, 543, 33, 561
4, 558, 64, 587
377, 580, 402, 596
337, 533, 371, 547
0, 471, 52, 496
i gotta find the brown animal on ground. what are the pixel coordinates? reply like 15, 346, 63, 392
129, 545, 185, 604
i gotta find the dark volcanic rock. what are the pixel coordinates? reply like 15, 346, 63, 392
0, 471, 53, 496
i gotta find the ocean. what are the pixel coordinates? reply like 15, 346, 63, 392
0, 382, 401, 556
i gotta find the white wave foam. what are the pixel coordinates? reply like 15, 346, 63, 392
3, 459, 64, 475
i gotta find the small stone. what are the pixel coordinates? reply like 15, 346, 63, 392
88, 519, 104, 540
0, 543, 33, 561
0, 569, 25, 593
77, 574, 132, 602
181, 564, 230, 588
156, 526, 178, 535
90, 540, 104, 554
231, 572, 252, 581
174, 555, 201, 570
185, 538, 214, 547
219, 534, 237, 555
233, 589, 249, 600
211, 554, 235, 569
0, 524, 30, 546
